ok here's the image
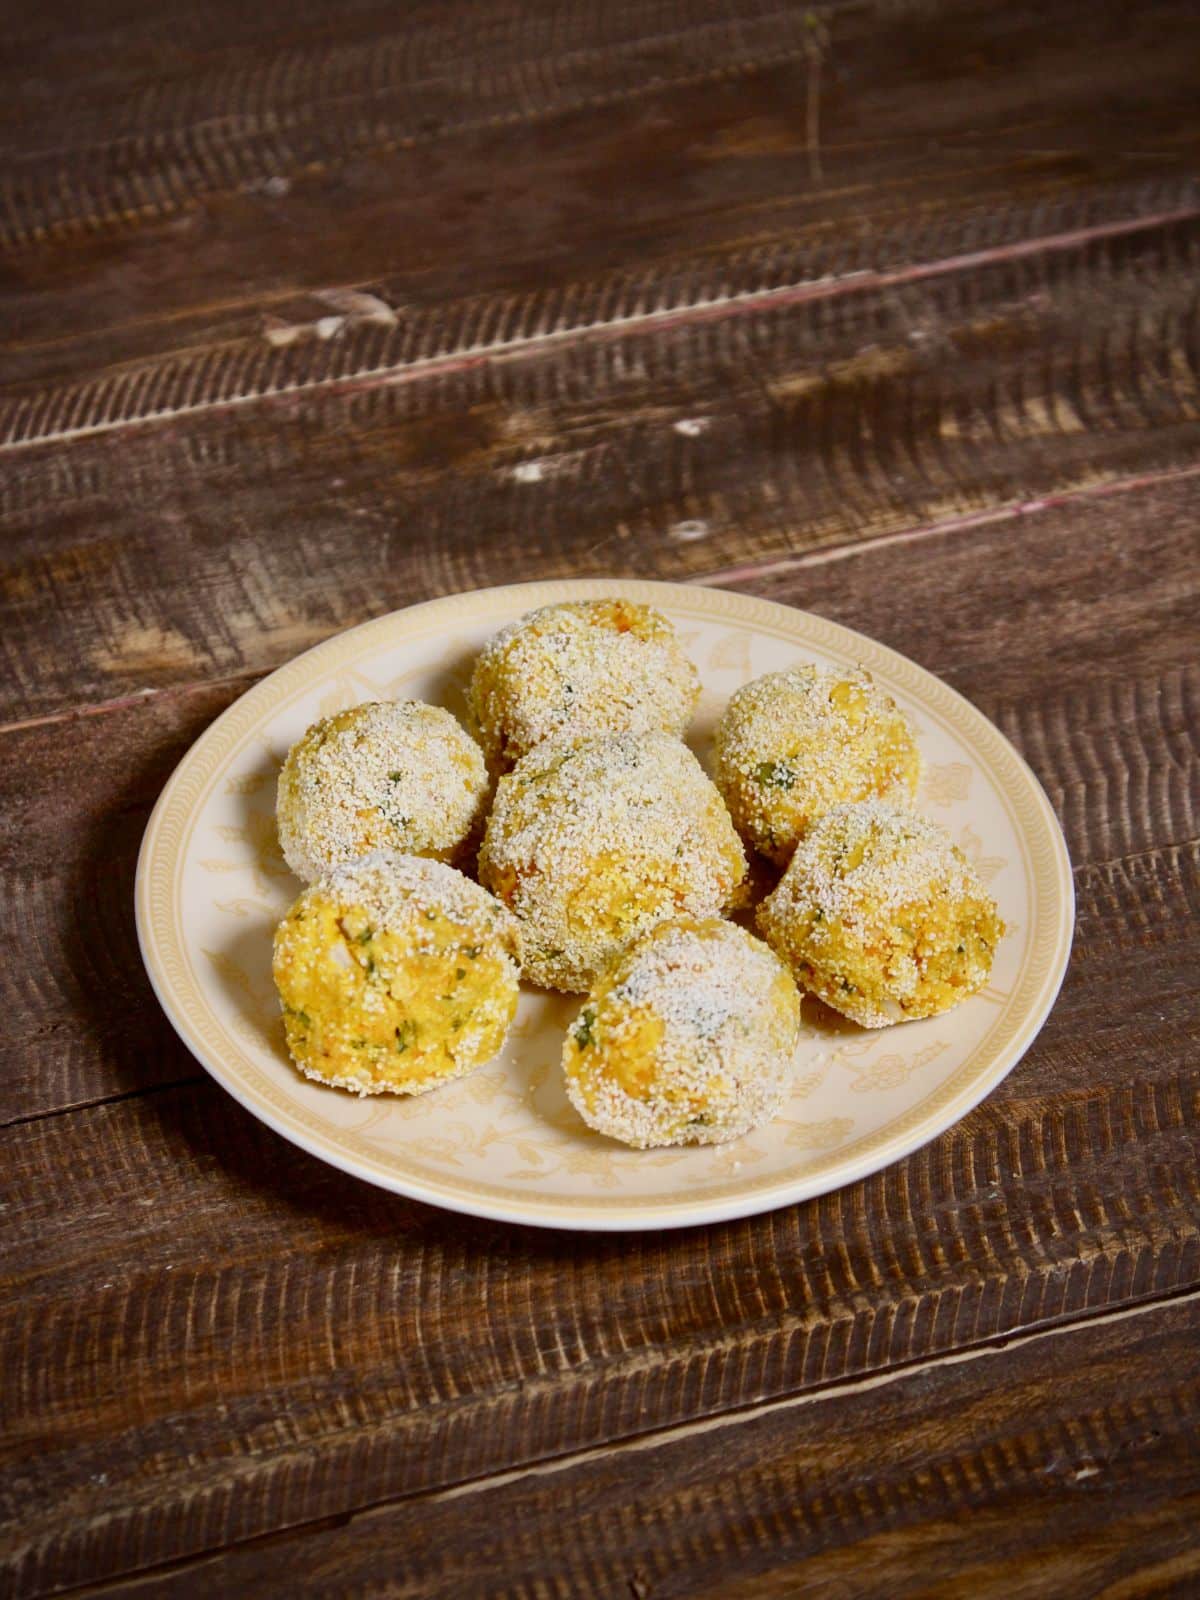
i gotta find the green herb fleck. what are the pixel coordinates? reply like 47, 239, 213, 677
388, 770, 404, 782
455, 967, 466, 980
573, 1007, 597, 1050
755, 760, 795, 789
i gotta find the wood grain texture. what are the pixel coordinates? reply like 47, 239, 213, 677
2, 195, 1199, 723
2, 0, 1199, 726
4, 1063, 1198, 1595
0, 679, 250, 1125
2, 481, 1197, 1595
86, 1294, 1200, 1598
4, 0, 1197, 383
6, 189, 1200, 453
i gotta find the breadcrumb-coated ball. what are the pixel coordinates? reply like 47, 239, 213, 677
478, 731, 746, 992
757, 800, 1004, 1028
563, 918, 802, 1148
713, 666, 920, 865
468, 599, 699, 770
272, 851, 521, 1095
277, 701, 488, 882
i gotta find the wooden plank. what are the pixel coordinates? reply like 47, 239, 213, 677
0, 679, 249, 1126
8, 192, 1200, 455
2, 199, 1199, 723
83, 1294, 1200, 1598
3, 0, 1197, 385
2, 485, 1197, 1593
3, 1061, 1198, 1594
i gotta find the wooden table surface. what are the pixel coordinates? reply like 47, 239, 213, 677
3, 1, 1199, 1594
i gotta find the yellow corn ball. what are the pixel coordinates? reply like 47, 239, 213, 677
563, 918, 802, 1148
468, 599, 699, 770
478, 731, 746, 992
277, 701, 488, 882
757, 800, 1004, 1028
272, 851, 521, 1095
713, 666, 920, 865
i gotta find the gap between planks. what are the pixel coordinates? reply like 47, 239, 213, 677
3, 201, 1198, 455
0, 1074, 206, 1133
694, 462, 1200, 585
0, 673, 261, 740
53, 1283, 1200, 1598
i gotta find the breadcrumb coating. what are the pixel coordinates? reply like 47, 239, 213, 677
478, 731, 746, 991
713, 666, 920, 865
468, 599, 699, 770
757, 800, 1004, 1027
277, 701, 488, 882
563, 918, 802, 1148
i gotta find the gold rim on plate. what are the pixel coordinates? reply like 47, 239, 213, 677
136, 579, 1074, 1231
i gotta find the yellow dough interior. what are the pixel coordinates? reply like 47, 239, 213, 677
274, 892, 516, 1092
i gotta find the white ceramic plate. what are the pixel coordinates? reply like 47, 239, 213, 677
136, 579, 1073, 1231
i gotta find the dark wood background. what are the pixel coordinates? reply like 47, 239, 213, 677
2, 1, 1198, 1594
